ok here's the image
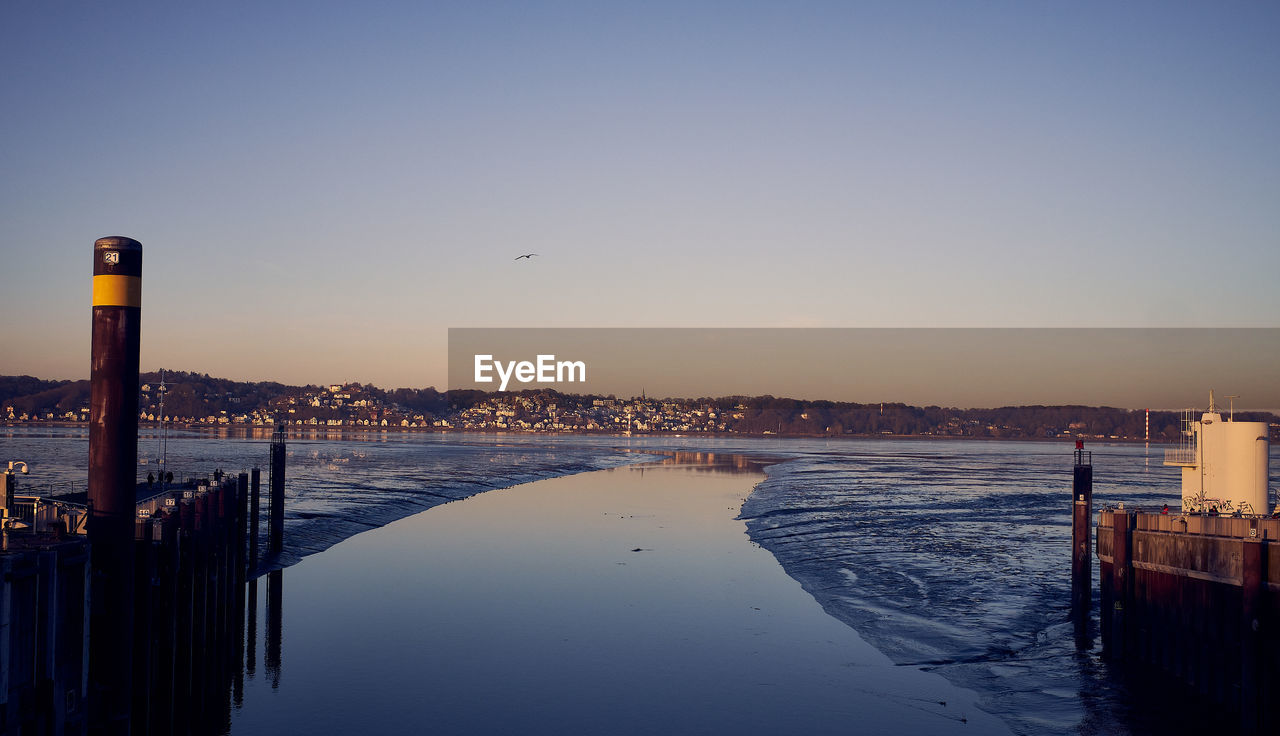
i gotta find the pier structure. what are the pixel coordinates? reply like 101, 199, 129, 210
0, 467, 283, 735
1085, 403, 1275, 732
1097, 510, 1278, 729
0, 237, 288, 734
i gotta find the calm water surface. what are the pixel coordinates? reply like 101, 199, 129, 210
229, 461, 1007, 735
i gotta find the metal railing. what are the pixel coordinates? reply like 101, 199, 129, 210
7, 495, 86, 534
1164, 448, 1196, 465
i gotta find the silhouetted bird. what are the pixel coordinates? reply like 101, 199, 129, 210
514, 253, 539, 260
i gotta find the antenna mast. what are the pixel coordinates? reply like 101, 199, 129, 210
158, 370, 168, 490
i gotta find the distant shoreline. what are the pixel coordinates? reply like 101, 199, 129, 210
1, 420, 1176, 445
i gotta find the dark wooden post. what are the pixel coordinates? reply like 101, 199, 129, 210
1099, 510, 1114, 655
191, 492, 210, 723
149, 510, 178, 736
236, 473, 248, 571
132, 519, 155, 736
174, 499, 195, 724
269, 430, 285, 556
249, 468, 261, 570
1071, 442, 1093, 647
87, 235, 142, 733
1109, 510, 1134, 659
233, 472, 249, 709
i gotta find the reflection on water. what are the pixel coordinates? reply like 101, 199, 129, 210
265, 571, 282, 691
132, 566, 284, 735
740, 441, 1279, 735
4, 427, 652, 570
225, 458, 1009, 735
650, 450, 775, 474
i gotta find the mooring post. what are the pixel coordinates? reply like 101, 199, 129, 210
1071, 440, 1093, 646
191, 492, 210, 722
249, 468, 261, 569
132, 519, 155, 734
87, 235, 142, 733
269, 429, 285, 556
150, 510, 178, 736
236, 472, 248, 571
174, 499, 195, 723
1109, 510, 1134, 660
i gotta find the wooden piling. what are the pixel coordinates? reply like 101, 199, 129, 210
191, 494, 211, 724
148, 512, 178, 736
1109, 510, 1134, 660
87, 236, 142, 734
249, 468, 261, 570
131, 520, 155, 736
236, 473, 248, 574
1071, 445, 1092, 647
173, 501, 195, 724
269, 431, 285, 556
233, 474, 249, 710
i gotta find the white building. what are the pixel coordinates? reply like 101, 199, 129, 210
1164, 391, 1270, 514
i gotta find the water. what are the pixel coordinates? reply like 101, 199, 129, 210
737, 440, 1242, 735
230, 461, 1009, 735
5, 427, 1277, 733
1, 427, 649, 567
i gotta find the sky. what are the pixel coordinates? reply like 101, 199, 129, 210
2, 2, 1278, 401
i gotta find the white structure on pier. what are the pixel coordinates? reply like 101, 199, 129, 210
1164, 391, 1270, 514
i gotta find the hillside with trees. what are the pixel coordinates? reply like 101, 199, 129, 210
2, 372, 1276, 440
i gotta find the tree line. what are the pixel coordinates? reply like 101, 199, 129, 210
3, 374, 1276, 439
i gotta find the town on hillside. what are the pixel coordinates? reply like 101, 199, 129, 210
2, 372, 1278, 441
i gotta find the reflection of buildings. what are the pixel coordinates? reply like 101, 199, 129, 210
645, 451, 773, 475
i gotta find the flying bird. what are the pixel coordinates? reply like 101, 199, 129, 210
514, 253, 539, 260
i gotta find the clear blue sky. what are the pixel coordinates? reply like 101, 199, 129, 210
2, 2, 1277, 393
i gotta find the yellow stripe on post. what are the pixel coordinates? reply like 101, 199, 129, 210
92, 274, 142, 307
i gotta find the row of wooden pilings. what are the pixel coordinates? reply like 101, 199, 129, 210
0, 434, 288, 735
1072, 446, 1279, 732
0, 235, 291, 734
130, 466, 285, 736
